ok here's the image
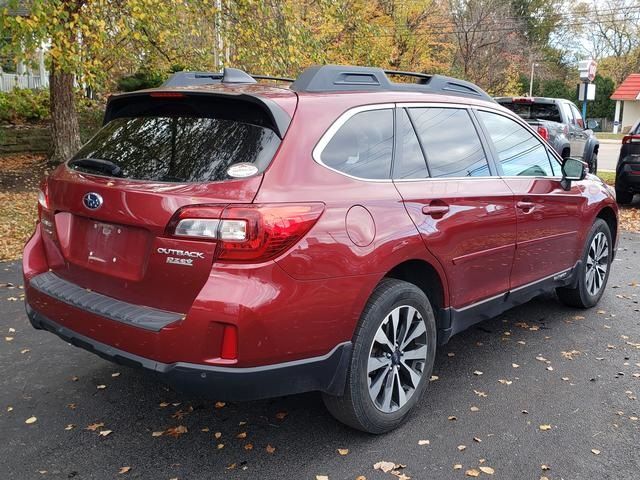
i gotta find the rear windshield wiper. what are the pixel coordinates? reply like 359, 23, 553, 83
69, 157, 123, 177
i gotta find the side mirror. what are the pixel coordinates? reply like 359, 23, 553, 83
587, 119, 598, 130
560, 157, 587, 190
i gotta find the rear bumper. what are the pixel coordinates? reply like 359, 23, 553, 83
616, 158, 640, 191
26, 303, 352, 401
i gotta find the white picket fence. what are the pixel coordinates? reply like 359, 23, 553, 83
0, 72, 49, 92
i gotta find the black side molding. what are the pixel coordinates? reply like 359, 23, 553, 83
437, 263, 580, 344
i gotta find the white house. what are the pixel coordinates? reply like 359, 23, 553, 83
611, 73, 640, 134
0, 0, 49, 92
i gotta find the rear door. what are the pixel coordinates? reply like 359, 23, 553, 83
392, 105, 517, 309
562, 101, 586, 159
474, 108, 586, 288
40, 92, 291, 314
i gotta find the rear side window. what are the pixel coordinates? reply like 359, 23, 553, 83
477, 111, 554, 177
70, 116, 280, 183
393, 109, 428, 179
499, 102, 562, 123
320, 109, 393, 179
408, 107, 490, 178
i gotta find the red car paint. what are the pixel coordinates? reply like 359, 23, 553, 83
23, 80, 619, 378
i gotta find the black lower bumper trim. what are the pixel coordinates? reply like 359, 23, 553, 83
26, 304, 352, 401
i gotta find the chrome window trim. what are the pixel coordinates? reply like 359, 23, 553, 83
313, 101, 499, 183
312, 103, 396, 183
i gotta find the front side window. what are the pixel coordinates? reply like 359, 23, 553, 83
408, 107, 490, 178
477, 111, 554, 177
570, 104, 585, 128
320, 109, 393, 179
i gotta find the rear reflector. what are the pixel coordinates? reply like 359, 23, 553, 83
622, 135, 640, 144
220, 324, 238, 360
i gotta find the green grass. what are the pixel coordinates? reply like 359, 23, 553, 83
597, 171, 615, 186
595, 133, 624, 140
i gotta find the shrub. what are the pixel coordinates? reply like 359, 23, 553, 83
116, 70, 165, 92
0, 88, 50, 124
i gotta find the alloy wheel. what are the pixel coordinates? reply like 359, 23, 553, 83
585, 231, 608, 296
367, 305, 427, 413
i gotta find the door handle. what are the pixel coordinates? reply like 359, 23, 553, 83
516, 201, 535, 212
422, 204, 450, 216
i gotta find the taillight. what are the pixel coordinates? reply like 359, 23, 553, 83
537, 125, 549, 141
169, 203, 325, 263
37, 180, 50, 220
622, 135, 640, 144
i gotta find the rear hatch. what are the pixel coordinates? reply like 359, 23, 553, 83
38, 89, 296, 313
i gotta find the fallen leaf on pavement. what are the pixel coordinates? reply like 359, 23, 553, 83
418, 439, 430, 445
99, 430, 112, 437
457, 445, 467, 451
266, 444, 276, 454
473, 370, 483, 376
470, 406, 480, 412
25, 416, 37, 424
316, 476, 329, 480
337, 448, 349, 455
151, 431, 164, 437
164, 425, 187, 438
65, 424, 75, 430
244, 443, 253, 450
512, 363, 520, 368
448, 415, 457, 421
465, 469, 480, 477
236, 432, 247, 439
118, 466, 131, 474
454, 464, 462, 470
96, 385, 107, 390
214, 401, 226, 409
86, 422, 104, 431
479, 466, 495, 474
591, 449, 601, 455
539, 424, 552, 431
111, 372, 121, 377
275, 411, 288, 420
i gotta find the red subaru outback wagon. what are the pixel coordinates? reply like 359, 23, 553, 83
24, 65, 618, 433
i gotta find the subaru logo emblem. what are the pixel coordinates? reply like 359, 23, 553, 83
83, 192, 103, 210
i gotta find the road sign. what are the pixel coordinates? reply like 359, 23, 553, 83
578, 59, 597, 82
578, 83, 596, 101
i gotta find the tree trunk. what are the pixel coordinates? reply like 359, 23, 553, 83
49, 64, 81, 163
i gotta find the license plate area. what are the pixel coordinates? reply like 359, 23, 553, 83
56, 213, 151, 281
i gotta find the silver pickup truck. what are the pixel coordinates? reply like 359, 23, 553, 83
495, 97, 600, 173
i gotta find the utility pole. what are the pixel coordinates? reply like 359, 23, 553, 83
529, 63, 538, 97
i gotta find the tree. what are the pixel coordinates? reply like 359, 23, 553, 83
0, 0, 221, 163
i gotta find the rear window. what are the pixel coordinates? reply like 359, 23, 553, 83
500, 102, 562, 123
69, 115, 280, 183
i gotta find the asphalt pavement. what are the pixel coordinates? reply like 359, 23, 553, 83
2, 233, 640, 480
597, 142, 620, 172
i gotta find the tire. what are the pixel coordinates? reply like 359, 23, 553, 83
616, 189, 634, 205
322, 278, 437, 434
557, 218, 612, 308
589, 152, 598, 175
